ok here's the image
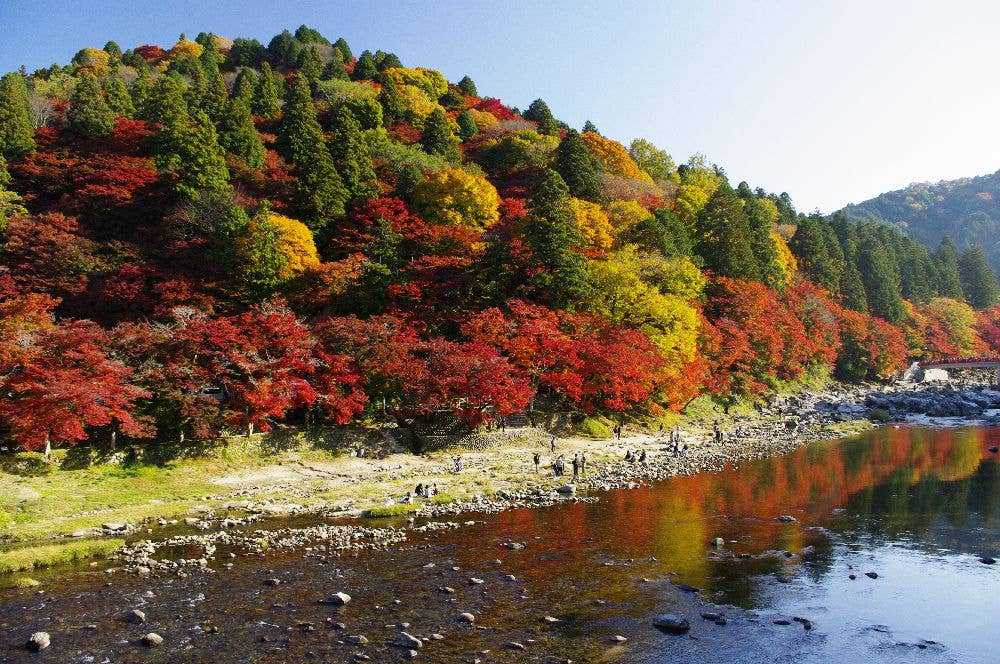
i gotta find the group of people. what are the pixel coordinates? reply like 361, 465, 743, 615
413, 482, 439, 499
624, 448, 647, 463
537, 450, 587, 481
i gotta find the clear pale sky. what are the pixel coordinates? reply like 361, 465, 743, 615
4, 0, 999, 213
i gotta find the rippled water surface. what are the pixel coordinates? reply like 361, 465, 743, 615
2, 425, 999, 663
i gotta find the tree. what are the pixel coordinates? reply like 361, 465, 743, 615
694, 182, 761, 281
582, 120, 598, 134
219, 97, 265, 169
523, 98, 558, 135
67, 73, 116, 139
524, 170, 591, 309
555, 129, 601, 200
456, 109, 478, 140
201, 67, 228, 121
233, 203, 287, 297
232, 67, 257, 105
297, 45, 324, 84
377, 73, 405, 125
420, 107, 459, 159
253, 62, 280, 119
333, 37, 354, 63
0, 320, 151, 456
0, 72, 36, 158
329, 105, 379, 204
228, 38, 266, 68
618, 208, 693, 258
412, 167, 500, 230
858, 237, 904, 323
458, 75, 478, 97
352, 50, 379, 80
278, 74, 348, 230
790, 214, 843, 295
934, 236, 964, 300
959, 244, 1000, 308
322, 52, 349, 80
154, 101, 231, 198
628, 138, 676, 182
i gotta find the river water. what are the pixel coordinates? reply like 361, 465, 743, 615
2, 425, 999, 663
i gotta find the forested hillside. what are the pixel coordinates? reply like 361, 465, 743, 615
840, 170, 1000, 275
2, 26, 1000, 456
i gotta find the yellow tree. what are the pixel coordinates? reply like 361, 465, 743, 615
568, 198, 614, 252
412, 167, 500, 230
581, 132, 652, 182
270, 213, 320, 279
606, 200, 650, 237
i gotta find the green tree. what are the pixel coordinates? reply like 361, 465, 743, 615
694, 182, 761, 281
858, 237, 904, 323
934, 236, 965, 299
555, 129, 601, 200
419, 107, 459, 159
201, 67, 229, 122
253, 62, 280, 119
738, 183, 783, 287
958, 244, 1000, 308
67, 73, 116, 139
297, 45, 324, 84
524, 98, 558, 135
628, 138, 676, 182
457, 75, 478, 97
130, 70, 154, 115
789, 214, 842, 295
525, 169, 591, 309
235, 201, 287, 298
456, 109, 478, 140
102, 40, 122, 62
322, 51, 349, 80
232, 68, 257, 105
351, 50, 378, 81
0, 72, 35, 158
377, 74, 404, 125
102, 76, 135, 118
278, 74, 347, 231
294, 25, 330, 45
333, 38, 353, 63
618, 208, 694, 258
329, 105, 379, 203
582, 120, 598, 133
267, 30, 302, 68
219, 97, 265, 169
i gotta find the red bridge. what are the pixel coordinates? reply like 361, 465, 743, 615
904, 356, 1000, 382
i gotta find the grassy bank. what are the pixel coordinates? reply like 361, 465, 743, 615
0, 538, 125, 573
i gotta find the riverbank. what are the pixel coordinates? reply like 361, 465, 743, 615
0, 378, 985, 576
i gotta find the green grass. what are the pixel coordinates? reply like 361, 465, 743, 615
0, 538, 125, 573
364, 503, 422, 518
575, 416, 612, 438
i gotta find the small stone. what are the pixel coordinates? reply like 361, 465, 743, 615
865, 572, 878, 579
773, 619, 791, 626
393, 631, 423, 649
124, 609, 146, 624
423, 563, 435, 568
848, 574, 856, 580
265, 578, 281, 586
322, 591, 352, 605
430, 633, 444, 640
438, 586, 455, 594
700, 612, 722, 621
506, 542, 526, 550
457, 612, 476, 623
26, 632, 50, 652
404, 650, 418, 659
556, 484, 576, 495
980, 557, 996, 565
507, 641, 526, 650
609, 635, 628, 643
542, 615, 562, 624
346, 635, 369, 645
777, 515, 797, 523
141, 632, 164, 647
710, 537, 724, 548
468, 577, 485, 585
505, 574, 517, 581
652, 614, 690, 634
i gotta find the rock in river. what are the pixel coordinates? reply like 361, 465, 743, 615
322, 591, 352, 605
653, 614, 690, 634
393, 632, 423, 649
26, 632, 50, 652
142, 632, 164, 647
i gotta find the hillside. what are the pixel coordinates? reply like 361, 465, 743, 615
0, 26, 999, 457
840, 170, 1000, 272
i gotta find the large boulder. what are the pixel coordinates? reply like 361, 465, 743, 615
653, 614, 690, 634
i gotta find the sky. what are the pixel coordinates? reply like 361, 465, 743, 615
3, 0, 1000, 213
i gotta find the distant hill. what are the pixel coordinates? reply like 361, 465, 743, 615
839, 170, 1000, 272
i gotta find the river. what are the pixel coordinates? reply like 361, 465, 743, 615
2, 424, 999, 663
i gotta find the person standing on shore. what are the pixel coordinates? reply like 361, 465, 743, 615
571, 453, 579, 481
533, 452, 540, 474
581, 452, 587, 475
550, 435, 556, 453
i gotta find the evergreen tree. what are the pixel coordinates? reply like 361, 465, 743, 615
102, 40, 122, 62
201, 67, 229, 122
738, 184, 783, 287
67, 73, 116, 139
130, 70, 154, 115
694, 182, 761, 281
219, 97, 265, 169
198, 35, 223, 74
297, 45, 324, 84
102, 76, 135, 118
790, 214, 842, 294
232, 68, 257, 105
377, 74, 404, 125
0, 153, 9, 187
934, 236, 965, 299
253, 62, 280, 119
294, 25, 330, 45
524, 169, 591, 309
555, 129, 601, 200
351, 51, 378, 81
267, 30, 302, 68
457, 75, 478, 97
838, 230, 868, 312
0, 72, 35, 159
897, 241, 936, 303
278, 74, 348, 231
145, 74, 188, 126
322, 51, 349, 80
523, 98, 558, 135
374, 51, 403, 71
959, 244, 1000, 308
210, 204, 250, 268
618, 208, 693, 258
329, 105, 379, 203
858, 238, 904, 323
582, 120, 598, 133
456, 109, 478, 140
333, 38, 353, 63
419, 107, 459, 159
236, 201, 287, 298
227, 38, 266, 68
